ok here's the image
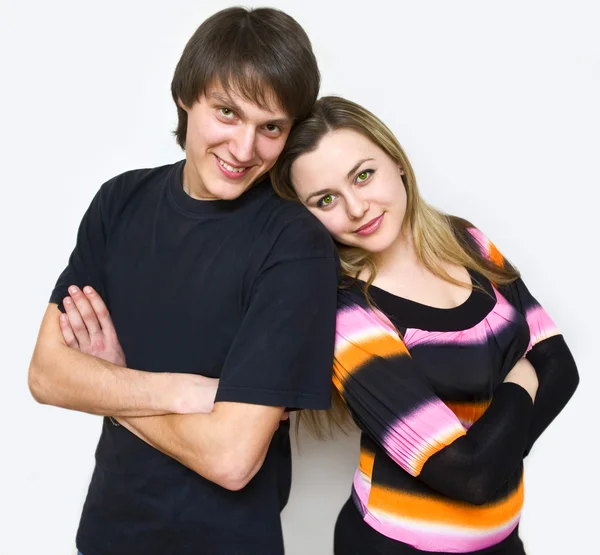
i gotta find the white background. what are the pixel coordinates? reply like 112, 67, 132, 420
1, 0, 598, 553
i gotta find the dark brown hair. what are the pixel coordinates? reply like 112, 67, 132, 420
171, 7, 320, 149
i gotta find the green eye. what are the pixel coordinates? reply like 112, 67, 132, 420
317, 194, 336, 208
357, 171, 370, 182
220, 108, 233, 116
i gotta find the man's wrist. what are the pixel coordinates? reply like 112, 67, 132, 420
151, 372, 181, 414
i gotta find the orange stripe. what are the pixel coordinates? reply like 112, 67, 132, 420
359, 448, 375, 478
488, 241, 504, 268
335, 335, 408, 378
368, 476, 524, 529
445, 400, 491, 426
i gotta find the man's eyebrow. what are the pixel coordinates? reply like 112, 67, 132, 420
267, 117, 293, 127
207, 91, 244, 115
346, 158, 374, 181
207, 91, 291, 126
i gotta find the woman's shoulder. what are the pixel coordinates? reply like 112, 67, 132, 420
448, 215, 509, 269
337, 278, 368, 309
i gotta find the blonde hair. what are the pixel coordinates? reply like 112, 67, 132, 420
271, 96, 520, 438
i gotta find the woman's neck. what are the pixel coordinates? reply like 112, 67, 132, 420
375, 226, 420, 278
363, 226, 473, 309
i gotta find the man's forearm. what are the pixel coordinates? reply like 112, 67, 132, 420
29, 341, 178, 416
29, 304, 217, 416
118, 413, 234, 482
117, 403, 283, 491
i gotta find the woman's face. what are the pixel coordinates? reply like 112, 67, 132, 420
291, 129, 407, 253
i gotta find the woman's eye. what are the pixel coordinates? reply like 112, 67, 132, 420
317, 194, 336, 208
356, 170, 373, 183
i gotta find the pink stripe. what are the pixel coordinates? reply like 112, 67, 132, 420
336, 306, 397, 339
466, 227, 492, 259
403, 290, 521, 349
526, 305, 559, 349
492, 287, 521, 317
353, 469, 371, 512
364, 510, 520, 553
382, 400, 465, 476
403, 309, 513, 349
403, 327, 485, 348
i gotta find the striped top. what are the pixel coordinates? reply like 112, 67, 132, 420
333, 227, 578, 553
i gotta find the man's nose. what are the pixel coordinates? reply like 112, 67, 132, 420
229, 126, 256, 163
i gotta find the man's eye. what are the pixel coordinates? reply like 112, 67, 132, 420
220, 108, 234, 117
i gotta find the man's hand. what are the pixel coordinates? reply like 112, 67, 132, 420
60, 286, 126, 366
59, 285, 219, 415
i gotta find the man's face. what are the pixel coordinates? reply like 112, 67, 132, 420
181, 85, 293, 201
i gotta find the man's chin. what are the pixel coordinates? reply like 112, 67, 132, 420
209, 180, 254, 201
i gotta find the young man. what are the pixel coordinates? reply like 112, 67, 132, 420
28, 7, 338, 555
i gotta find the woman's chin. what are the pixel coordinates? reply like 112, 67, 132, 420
337, 235, 395, 254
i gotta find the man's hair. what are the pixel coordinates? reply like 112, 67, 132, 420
171, 7, 320, 149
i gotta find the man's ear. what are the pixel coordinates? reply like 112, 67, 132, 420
177, 97, 188, 112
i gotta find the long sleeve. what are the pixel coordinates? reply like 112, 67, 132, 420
466, 226, 579, 454
498, 277, 579, 455
334, 298, 534, 505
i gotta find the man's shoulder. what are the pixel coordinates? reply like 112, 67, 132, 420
92, 161, 181, 223
254, 190, 336, 260
100, 161, 179, 198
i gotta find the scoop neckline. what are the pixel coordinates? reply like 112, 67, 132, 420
357, 270, 497, 331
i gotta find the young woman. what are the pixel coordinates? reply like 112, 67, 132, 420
270, 96, 579, 555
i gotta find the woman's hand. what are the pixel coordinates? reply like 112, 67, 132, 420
503, 357, 539, 402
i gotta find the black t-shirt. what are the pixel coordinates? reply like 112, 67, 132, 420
49, 160, 338, 555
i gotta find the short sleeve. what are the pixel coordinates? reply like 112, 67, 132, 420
214, 217, 338, 410
49, 179, 117, 310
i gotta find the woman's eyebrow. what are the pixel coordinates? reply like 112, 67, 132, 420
304, 158, 376, 203
347, 158, 374, 181
305, 188, 333, 203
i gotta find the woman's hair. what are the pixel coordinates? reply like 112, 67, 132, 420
271, 96, 520, 438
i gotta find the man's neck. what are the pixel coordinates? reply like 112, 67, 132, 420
182, 160, 213, 201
